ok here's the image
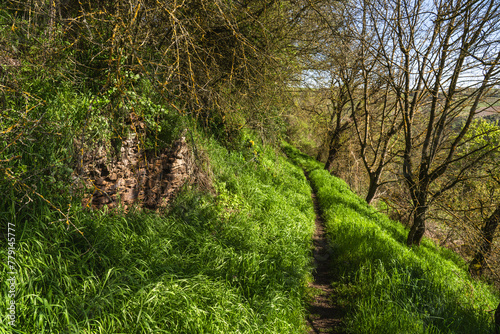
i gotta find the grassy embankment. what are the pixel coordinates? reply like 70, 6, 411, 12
283, 142, 499, 333
0, 87, 317, 332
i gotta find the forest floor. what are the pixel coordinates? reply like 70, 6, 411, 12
305, 171, 346, 334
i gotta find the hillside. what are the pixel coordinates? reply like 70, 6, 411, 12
1, 128, 319, 333
3, 119, 499, 332
283, 143, 500, 333
2, 1, 500, 333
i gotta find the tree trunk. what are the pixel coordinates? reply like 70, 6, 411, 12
48, 0, 56, 39
324, 145, 338, 175
407, 193, 428, 247
365, 173, 379, 204
315, 150, 322, 162
324, 123, 348, 176
469, 205, 500, 277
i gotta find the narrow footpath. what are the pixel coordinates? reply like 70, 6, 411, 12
304, 171, 345, 334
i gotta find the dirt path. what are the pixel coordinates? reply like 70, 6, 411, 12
305, 172, 345, 334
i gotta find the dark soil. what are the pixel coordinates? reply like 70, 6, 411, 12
305, 172, 345, 334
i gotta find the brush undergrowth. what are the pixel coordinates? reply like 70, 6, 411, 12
1, 89, 316, 332
283, 142, 499, 334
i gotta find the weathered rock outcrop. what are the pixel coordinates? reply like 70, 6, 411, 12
74, 131, 193, 211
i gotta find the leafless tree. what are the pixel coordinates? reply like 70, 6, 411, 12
339, 0, 406, 203
358, 0, 500, 246
290, 0, 355, 174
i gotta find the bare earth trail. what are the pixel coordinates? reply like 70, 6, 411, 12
304, 171, 345, 334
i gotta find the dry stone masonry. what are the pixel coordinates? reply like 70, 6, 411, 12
75, 130, 193, 211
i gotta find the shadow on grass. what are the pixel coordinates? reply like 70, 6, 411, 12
9, 181, 311, 333
283, 142, 498, 333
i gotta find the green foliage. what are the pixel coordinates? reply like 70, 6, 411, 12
284, 144, 499, 334
281, 141, 324, 172
0, 6, 310, 329
459, 118, 500, 157
1, 135, 315, 333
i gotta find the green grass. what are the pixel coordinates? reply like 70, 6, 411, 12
1, 133, 315, 333
283, 143, 499, 334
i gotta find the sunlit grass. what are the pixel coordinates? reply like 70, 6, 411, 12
1, 134, 315, 333
283, 143, 499, 334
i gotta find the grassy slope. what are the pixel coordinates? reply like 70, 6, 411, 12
283, 142, 499, 334
1, 126, 316, 333
3, 79, 497, 333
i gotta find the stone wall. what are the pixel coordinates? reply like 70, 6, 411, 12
75, 131, 193, 211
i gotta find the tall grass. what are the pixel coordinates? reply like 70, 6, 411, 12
283, 142, 499, 333
1, 127, 315, 332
